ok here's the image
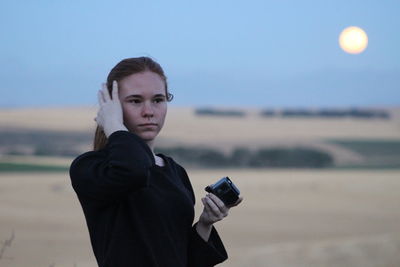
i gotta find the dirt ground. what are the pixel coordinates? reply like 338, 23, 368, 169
1, 168, 399, 267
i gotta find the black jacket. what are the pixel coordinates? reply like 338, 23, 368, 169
69, 130, 228, 267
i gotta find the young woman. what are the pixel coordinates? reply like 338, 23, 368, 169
69, 57, 243, 267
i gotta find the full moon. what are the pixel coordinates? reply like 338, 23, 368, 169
339, 26, 368, 54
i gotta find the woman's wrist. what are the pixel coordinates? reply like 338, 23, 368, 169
104, 124, 128, 138
196, 220, 213, 242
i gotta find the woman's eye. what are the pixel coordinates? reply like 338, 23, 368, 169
128, 99, 141, 104
154, 98, 165, 103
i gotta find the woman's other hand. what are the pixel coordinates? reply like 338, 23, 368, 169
198, 193, 243, 227
95, 80, 128, 137
195, 193, 243, 241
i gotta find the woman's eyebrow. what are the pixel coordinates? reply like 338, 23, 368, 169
153, 94, 166, 98
125, 93, 166, 99
125, 94, 142, 99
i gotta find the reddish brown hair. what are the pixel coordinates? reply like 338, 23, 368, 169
93, 57, 173, 151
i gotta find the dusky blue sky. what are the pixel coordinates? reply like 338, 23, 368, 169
1, 0, 399, 108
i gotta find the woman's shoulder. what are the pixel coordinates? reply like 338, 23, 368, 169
70, 149, 106, 170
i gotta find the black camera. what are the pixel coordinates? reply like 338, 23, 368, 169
205, 177, 240, 206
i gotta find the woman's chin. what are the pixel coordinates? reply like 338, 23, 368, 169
136, 131, 158, 142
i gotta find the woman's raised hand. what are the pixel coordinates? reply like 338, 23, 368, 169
95, 80, 128, 138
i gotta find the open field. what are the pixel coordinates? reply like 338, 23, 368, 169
0, 106, 399, 266
1, 106, 400, 167
1, 169, 400, 267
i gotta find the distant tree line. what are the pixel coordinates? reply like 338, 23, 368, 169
195, 108, 390, 119
0, 130, 91, 157
0, 130, 333, 168
155, 146, 333, 168
195, 108, 246, 117
261, 108, 390, 119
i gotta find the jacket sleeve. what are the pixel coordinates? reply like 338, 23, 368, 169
69, 130, 155, 201
174, 165, 228, 266
188, 222, 228, 266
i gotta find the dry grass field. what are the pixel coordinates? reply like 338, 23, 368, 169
0, 106, 400, 266
0, 169, 400, 267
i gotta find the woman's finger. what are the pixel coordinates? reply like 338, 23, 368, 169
100, 83, 108, 102
202, 198, 212, 213
202, 198, 219, 219
207, 193, 228, 213
201, 198, 214, 218
205, 196, 222, 217
97, 90, 104, 105
111, 80, 119, 101
102, 82, 111, 102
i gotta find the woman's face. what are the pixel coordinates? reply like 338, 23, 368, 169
118, 71, 167, 143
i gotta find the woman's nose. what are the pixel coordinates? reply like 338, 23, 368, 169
141, 102, 154, 117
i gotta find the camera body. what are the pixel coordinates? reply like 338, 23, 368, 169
205, 177, 240, 206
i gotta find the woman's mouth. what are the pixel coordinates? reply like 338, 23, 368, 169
138, 123, 158, 127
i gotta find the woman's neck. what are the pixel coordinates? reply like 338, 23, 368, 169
146, 140, 155, 152
146, 140, 164, 167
